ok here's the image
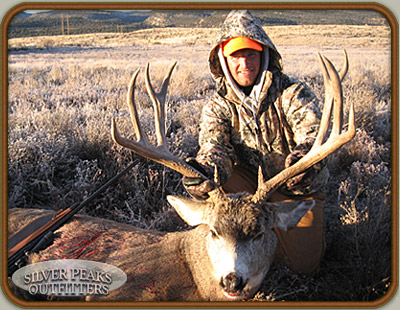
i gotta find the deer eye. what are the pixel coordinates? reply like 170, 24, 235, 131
253, 232, 264, 242
210, 229, 219, 239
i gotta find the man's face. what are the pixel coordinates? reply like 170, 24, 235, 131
226, 49, 261, 87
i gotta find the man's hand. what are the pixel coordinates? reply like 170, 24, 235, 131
284, 142, 317, 191
182, 158, 215, 200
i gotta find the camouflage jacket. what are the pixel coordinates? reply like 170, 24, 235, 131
196, 10, 328, 196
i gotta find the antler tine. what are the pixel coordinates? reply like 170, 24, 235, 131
314, 50, 349, 147
323, 54, 343, 137
251, 52, 355, 203
313, 53, 334, 147
127, 68, 148, 144
111, 62, 210, 180
145, 62, 177, 148
111, 67, 148, 149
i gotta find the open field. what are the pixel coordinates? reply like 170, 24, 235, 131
8, 9, 388, 38
7, 23, 393, 302
9, 24, 390, 48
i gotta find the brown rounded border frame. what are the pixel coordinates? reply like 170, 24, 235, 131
1, 2, 398, 309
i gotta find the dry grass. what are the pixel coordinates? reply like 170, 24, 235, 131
7, 23, 392, 302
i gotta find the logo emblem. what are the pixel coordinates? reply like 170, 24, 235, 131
12, 259, 127, 297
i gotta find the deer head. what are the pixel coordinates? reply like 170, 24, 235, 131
111, 51, 355, 300
166, 192, 315, 299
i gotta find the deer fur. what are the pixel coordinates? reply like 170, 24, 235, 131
8, 191, 314, 302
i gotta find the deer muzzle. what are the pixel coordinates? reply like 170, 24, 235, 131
220, 272, 247, 299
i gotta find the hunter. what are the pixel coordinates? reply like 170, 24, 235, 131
183, 10, 326, 275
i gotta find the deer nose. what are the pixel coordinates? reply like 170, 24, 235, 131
220, 272, 245, 293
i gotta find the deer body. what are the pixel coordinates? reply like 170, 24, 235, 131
8, 52, 355, 302
9, 192, 314, 301
9, 208, 199, 301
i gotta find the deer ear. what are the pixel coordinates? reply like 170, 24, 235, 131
271, 200, 315, 231
167, 196, 209, 226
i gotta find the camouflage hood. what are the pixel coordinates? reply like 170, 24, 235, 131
209, 10, 283, 82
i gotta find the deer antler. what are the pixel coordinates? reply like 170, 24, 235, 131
252, 51, 355, 203
111, 62, 209, 180
339, 50, 348, 82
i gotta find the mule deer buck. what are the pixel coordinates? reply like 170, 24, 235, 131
8, 52, 354, 302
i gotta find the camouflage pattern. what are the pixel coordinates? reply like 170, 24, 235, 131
196, 10, 328, 196
208, 10, 282, 83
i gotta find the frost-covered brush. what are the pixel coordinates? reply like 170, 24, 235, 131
8, 160, 138, 277
9, 52, 354, 301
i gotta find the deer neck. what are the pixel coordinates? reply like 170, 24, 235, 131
180, 225, 227, 300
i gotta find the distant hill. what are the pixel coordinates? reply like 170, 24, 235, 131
7, 9, 388, 39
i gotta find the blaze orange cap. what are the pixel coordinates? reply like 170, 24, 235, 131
221, 36, 263, 57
